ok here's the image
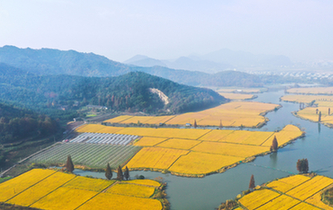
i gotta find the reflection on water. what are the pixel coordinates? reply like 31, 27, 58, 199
75, 90, 333, 210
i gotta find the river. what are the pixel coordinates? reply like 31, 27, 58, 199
74, 90, 333, 210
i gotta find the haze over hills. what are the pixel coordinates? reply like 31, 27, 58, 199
125, 48, 293, 73
0, 45, 308, 88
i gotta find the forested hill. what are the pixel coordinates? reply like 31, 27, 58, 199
0, 46, 304, 87
0, 68, 227, 114
0, 103, 57, 144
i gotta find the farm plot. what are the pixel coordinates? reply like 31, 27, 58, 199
0, 168, 56, 202
2, 169, 164, 210
237, 174, 333, 210
70, 132, 140, 145
7, 172, 76, 207
125, 147, 189, 169
168, 152, 243, 175
104, 101, 279, 128
27, 143, 141, 169
133, 137, 168, 146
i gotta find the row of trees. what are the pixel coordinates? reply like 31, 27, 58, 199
65, 155, 130, 180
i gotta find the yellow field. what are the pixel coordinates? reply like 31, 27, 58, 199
1, 169, 164, 210
103, 101, 279, 128
124, 179, 161, 187
0, 168, 56, 202
281, 94, 333, 106
125, 147, 189, 169
239, 174, 333, 210
219, 130, 274, 145
94, 126, 124, 134
239, 189, 280, 210
167, 101, 279, 127
286, 175, 333, 201
76, 193, 162, 210
133, 137, 168, 146
255, 195, 300, 210
296, 107, 333, 124
267, 175, 310, 193
32, 187, 98, 210
76, 124, 106, 133
287, 87, 333, 95
63, 176, 114, 192
168, 151, 243, 175
7, 172, 76, 206
261, 125, 304, 147
192, 142, 269, 158
103, 115, 133, 123
75, 124, 303, 176
289, 202, 322, 210
198, 129, 235, 141
156, 138, 201, 150
306, 190, 333, 210
106, 183, 155, 198
218, 93, 255, 100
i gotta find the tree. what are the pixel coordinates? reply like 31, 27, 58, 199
194, 120, 197, 128
319, 111, 322, 122
249, 174, 255, 190
329, 108, 331, 115
66, 155, 74, 173
219, 120, 223, 129
270, 136, 278, 152
296, 159, 309, 173
124, 166, 130, 180
105, 163, 112, 180
117, 165, 123, 180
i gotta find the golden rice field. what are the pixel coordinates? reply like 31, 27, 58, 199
76, 124, 303, 176
1, 169, 164, 210
237, 174, 333, 210
287, 87, 333, 95
105, 183, 156, 198
218, 92, 255, 100
103, 101, 280, 128
168, 152, 243, 175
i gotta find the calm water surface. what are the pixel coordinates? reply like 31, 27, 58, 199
75, 90, 333, 210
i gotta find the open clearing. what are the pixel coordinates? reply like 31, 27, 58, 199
104, 101, 280, 128
237, 174, 333, 210
0, 168, 163, 210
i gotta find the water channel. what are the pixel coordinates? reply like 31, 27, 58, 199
74, 90, 333, 210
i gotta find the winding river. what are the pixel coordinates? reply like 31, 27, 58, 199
75, 90, 333, 210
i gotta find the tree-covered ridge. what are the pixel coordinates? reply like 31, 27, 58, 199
0, 103, 57, 144
0, 66, 227, 114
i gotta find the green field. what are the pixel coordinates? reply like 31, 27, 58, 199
27, 143, 142, 169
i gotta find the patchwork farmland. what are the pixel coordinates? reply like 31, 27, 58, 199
104, 101, 280, 128
236, 174, 333, 210
65, 124, 304, 176
0, 169, 164, 210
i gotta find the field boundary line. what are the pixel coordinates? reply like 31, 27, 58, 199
196, 130, 213, 140
28, 175, 76, 207
153, 138, 172, 147
163, 115, 177, 124
259, 132, 275, 146
188, 140, 203, 150
4, 170, 58, 203
166, 150, 191, 170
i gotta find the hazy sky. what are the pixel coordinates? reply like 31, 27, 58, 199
0, 0, 332, 62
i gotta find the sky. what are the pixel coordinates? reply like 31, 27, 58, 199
0, 0, 332, 63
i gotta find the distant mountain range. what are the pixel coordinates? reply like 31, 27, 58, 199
124, 49, 293, 73
0, 45, 302, 87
